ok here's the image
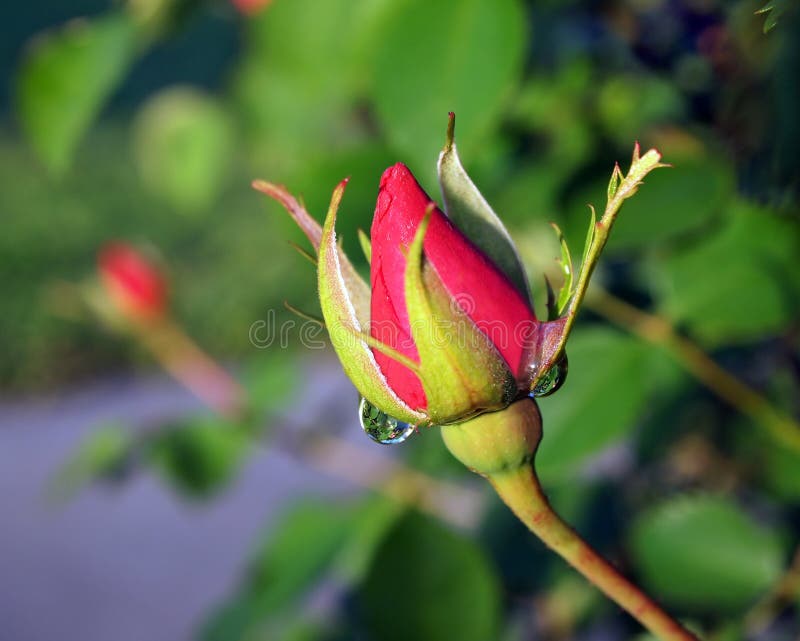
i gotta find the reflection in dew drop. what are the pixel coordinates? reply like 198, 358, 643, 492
531, 354, 569, 398
359, 397, 416, 444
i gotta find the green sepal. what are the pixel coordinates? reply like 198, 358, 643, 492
283, 301, 324, 326
254, 179, 371, 325
404, 208, 517, 425
335, 322, 422, 376
437, 113, 532, 304
253, 180, 323, 252
317, 179, 425, 426
288, 241, 317, 266
358, 228, 372, 265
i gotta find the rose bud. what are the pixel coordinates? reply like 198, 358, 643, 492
98, 242, 167, 322
368, 162, 535, 419
254, 116, 566, 429
251, 129, 688, 641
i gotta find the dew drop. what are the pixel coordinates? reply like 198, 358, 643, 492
359, 397, 416, 444
531, 354, 568, 398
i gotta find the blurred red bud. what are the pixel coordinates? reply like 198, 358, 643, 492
231, 0, 273, 15
98, 242, 167, 321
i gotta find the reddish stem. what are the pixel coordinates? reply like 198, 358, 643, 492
490, 465, 699, 641
442, 399, 700, 641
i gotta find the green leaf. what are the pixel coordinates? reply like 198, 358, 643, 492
133, 88, 235, 213
371, 0, 525, 180
201, 500, 356, 641
234, 0, 383, 173
652, 199, 800, 346
243, 501, 355, 611
51, 423, 134, 499
756, 0, 791, 32
16, 13, 139, 174
333, 498, 408, 584
629, 495, 786, 612
550, 222, 574, 315
360, 511, 501, 641
146, 417, 251, 498
535, 328, 652, 482
607, 162, 623, 201
580, 205, 597, 271
544, 275, 559, 321
438, 114, 531, 300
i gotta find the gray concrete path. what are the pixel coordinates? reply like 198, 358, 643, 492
0, 359, 358, 641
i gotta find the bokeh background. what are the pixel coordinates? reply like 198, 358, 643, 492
1, 0, 799, 640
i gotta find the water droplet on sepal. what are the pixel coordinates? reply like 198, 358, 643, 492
531, 354, 568, 397
359, 397, 416, 444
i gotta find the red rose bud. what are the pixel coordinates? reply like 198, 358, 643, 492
98, 242, 167, 321
264, 115, 568, 428
370, 163, 536, 412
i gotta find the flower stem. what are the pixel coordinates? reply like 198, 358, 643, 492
442, 399, 700, 641
134, 319, 246, 419
490, 466, 698, 641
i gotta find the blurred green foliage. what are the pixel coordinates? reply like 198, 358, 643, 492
360, 510, 502, 641
6, 0, 800, 639
535, 327, 654, 482
629, 495, 785, 612
757, 0, 793, 32
652, 199, 800, 345
16, 12, 138, 174
132, 87, 235, 213
202, 500, 357, 640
